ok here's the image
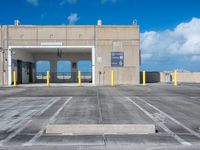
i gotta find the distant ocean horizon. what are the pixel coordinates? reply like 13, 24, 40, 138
36, 60, 92, 73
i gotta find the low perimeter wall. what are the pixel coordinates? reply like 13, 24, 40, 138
140, 72, 200, 83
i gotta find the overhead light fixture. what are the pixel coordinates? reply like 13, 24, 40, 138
57, 48, 62, 58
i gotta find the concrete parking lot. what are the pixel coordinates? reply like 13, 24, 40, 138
0, 84, 200, 149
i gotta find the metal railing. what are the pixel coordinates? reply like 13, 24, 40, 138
36, 72, 92, 83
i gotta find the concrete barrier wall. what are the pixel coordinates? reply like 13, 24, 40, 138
103, 67, 137, 85
0, 52, 3, 86
176, 72, 200, 83
140, 72, 200, 83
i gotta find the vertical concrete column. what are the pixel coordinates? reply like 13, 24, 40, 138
0, 50, 2, 86
8, 48, 12, 86
92, 47, 95, 85
51, 58, 57, 83
3, 72, 6, 86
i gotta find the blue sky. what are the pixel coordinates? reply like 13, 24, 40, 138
1, 0, 200, 71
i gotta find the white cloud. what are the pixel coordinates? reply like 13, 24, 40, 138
101, 0, 117, 4
191, 55, 200, 62
141, 17, 200, 64
59, 0, 117, 5
59, 0, 77, 6
27, 0, 38, 6
67, 13, 79, 24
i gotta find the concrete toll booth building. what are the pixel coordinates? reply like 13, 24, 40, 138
0, 21, 140, 86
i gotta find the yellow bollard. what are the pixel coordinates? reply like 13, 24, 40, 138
46, 71, 50, 87
78, 71, 81, 86
111, 70, 115, 87
143, 71, 146, 86
174, 70, 177, 86
13, 71, 17, 87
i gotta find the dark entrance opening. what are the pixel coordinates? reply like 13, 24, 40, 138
17, 60, 22, 84
29, 62, 33, 83
72, 62, 78, 83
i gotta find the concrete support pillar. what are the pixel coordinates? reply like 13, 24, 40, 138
8, 48, 12, 86
92, 46, 95, 85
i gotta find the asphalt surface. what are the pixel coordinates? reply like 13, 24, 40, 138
0, 83, 200, 149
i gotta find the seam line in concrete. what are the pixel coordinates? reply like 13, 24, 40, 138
125, 97, 191, 146
97, 88, 103, 123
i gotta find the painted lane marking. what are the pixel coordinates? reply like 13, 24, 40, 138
36, 97, 61, 116
0, 97, 62, 146
49, 97, 73, 124
23, 96, 73, 146
125, 97, 191, 146
189, 97, 200, 104
136, 96, 200, 139
0, 97, 57, 131
0, 120, 32, 146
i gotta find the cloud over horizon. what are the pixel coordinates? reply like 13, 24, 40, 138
141, 17, 200, 71
59, 0, 77, 6
67, 13, 79, 24
59, 0, 117, 5
27, 0, 38, 6
101, 0, 117, 4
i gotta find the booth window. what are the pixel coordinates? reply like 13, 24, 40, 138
57, 60, 71, 79
36, 60, 50, 79
78, 60, 92, 81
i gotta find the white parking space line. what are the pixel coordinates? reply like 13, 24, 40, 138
8, 110, 37, 132
0, 97, 57, 132
125, 97, 191, 146
189, 97, 200, 103
36, 97, 62, 116
49, 97, 73, 124
0, 97, 61, 146
0, 120, 32, 146
136, 96, 200, 139
23, 96, 73, 146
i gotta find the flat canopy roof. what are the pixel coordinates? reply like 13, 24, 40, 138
10, 46, 92, 54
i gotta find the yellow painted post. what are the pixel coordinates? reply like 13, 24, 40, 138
46, 71, 50, 87
174, 70, 177, 86
143, 71, 146, 86
111, 70, 115, 87
78, 71, 81, 86
13, 71, 17, 87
